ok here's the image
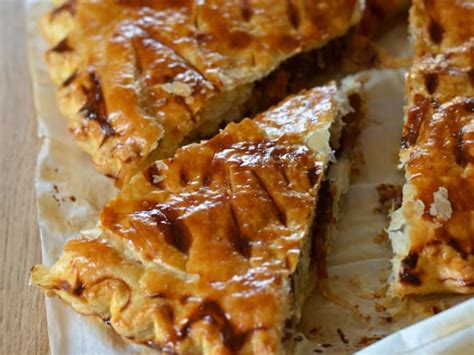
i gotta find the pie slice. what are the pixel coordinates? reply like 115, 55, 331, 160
389, 39, 474, 295
40, 0, 363, 185
410, 0, 474, 56
31, 82, 363, 353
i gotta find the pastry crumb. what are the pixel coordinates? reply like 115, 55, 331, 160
429, 187, 452, 221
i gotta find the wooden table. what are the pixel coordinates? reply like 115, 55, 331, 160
0, 1, 50, 353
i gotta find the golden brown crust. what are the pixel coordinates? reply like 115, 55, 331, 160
31, 86, 347, 353
41, 0, 362, 185
391, 40, 474, 295
410, 0, 474, 56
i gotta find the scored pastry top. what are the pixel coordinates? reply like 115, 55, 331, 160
41, 0, 362, 184
392, 39, 474, 294
31, 85, 345, 353
410, 0, 474, 56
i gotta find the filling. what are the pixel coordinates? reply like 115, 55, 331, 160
250, 37, 348, 114
141, 35, 351, 176
313, 92, 365, 278
284, 86, 364, 350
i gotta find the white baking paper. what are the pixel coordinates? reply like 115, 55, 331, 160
26, 1, 473, 354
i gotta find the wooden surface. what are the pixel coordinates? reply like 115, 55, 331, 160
0, 1, 50, 354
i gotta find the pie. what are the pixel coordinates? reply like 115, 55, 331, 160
31, 82, 363, 353
40, 0, 363, 185
389, 33, 474, 294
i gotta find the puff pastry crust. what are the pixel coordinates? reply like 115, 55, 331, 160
410, 0, 474, 56
40, 0, 362, 185
390, 39, 474, 295
32, 85, 359, 353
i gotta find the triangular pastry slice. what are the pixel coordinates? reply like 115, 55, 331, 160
40, 0, 363, 185
32, 83, 363, 353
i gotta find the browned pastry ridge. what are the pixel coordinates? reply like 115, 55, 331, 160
389, 35, 474, 294
40, 0, 363, 186
31, 83, 363, 354
410, 0, 474, 56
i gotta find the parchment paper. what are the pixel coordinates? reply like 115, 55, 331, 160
26, 1, 474, 354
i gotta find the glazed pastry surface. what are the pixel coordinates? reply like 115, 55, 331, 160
410, 0, 474, 56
